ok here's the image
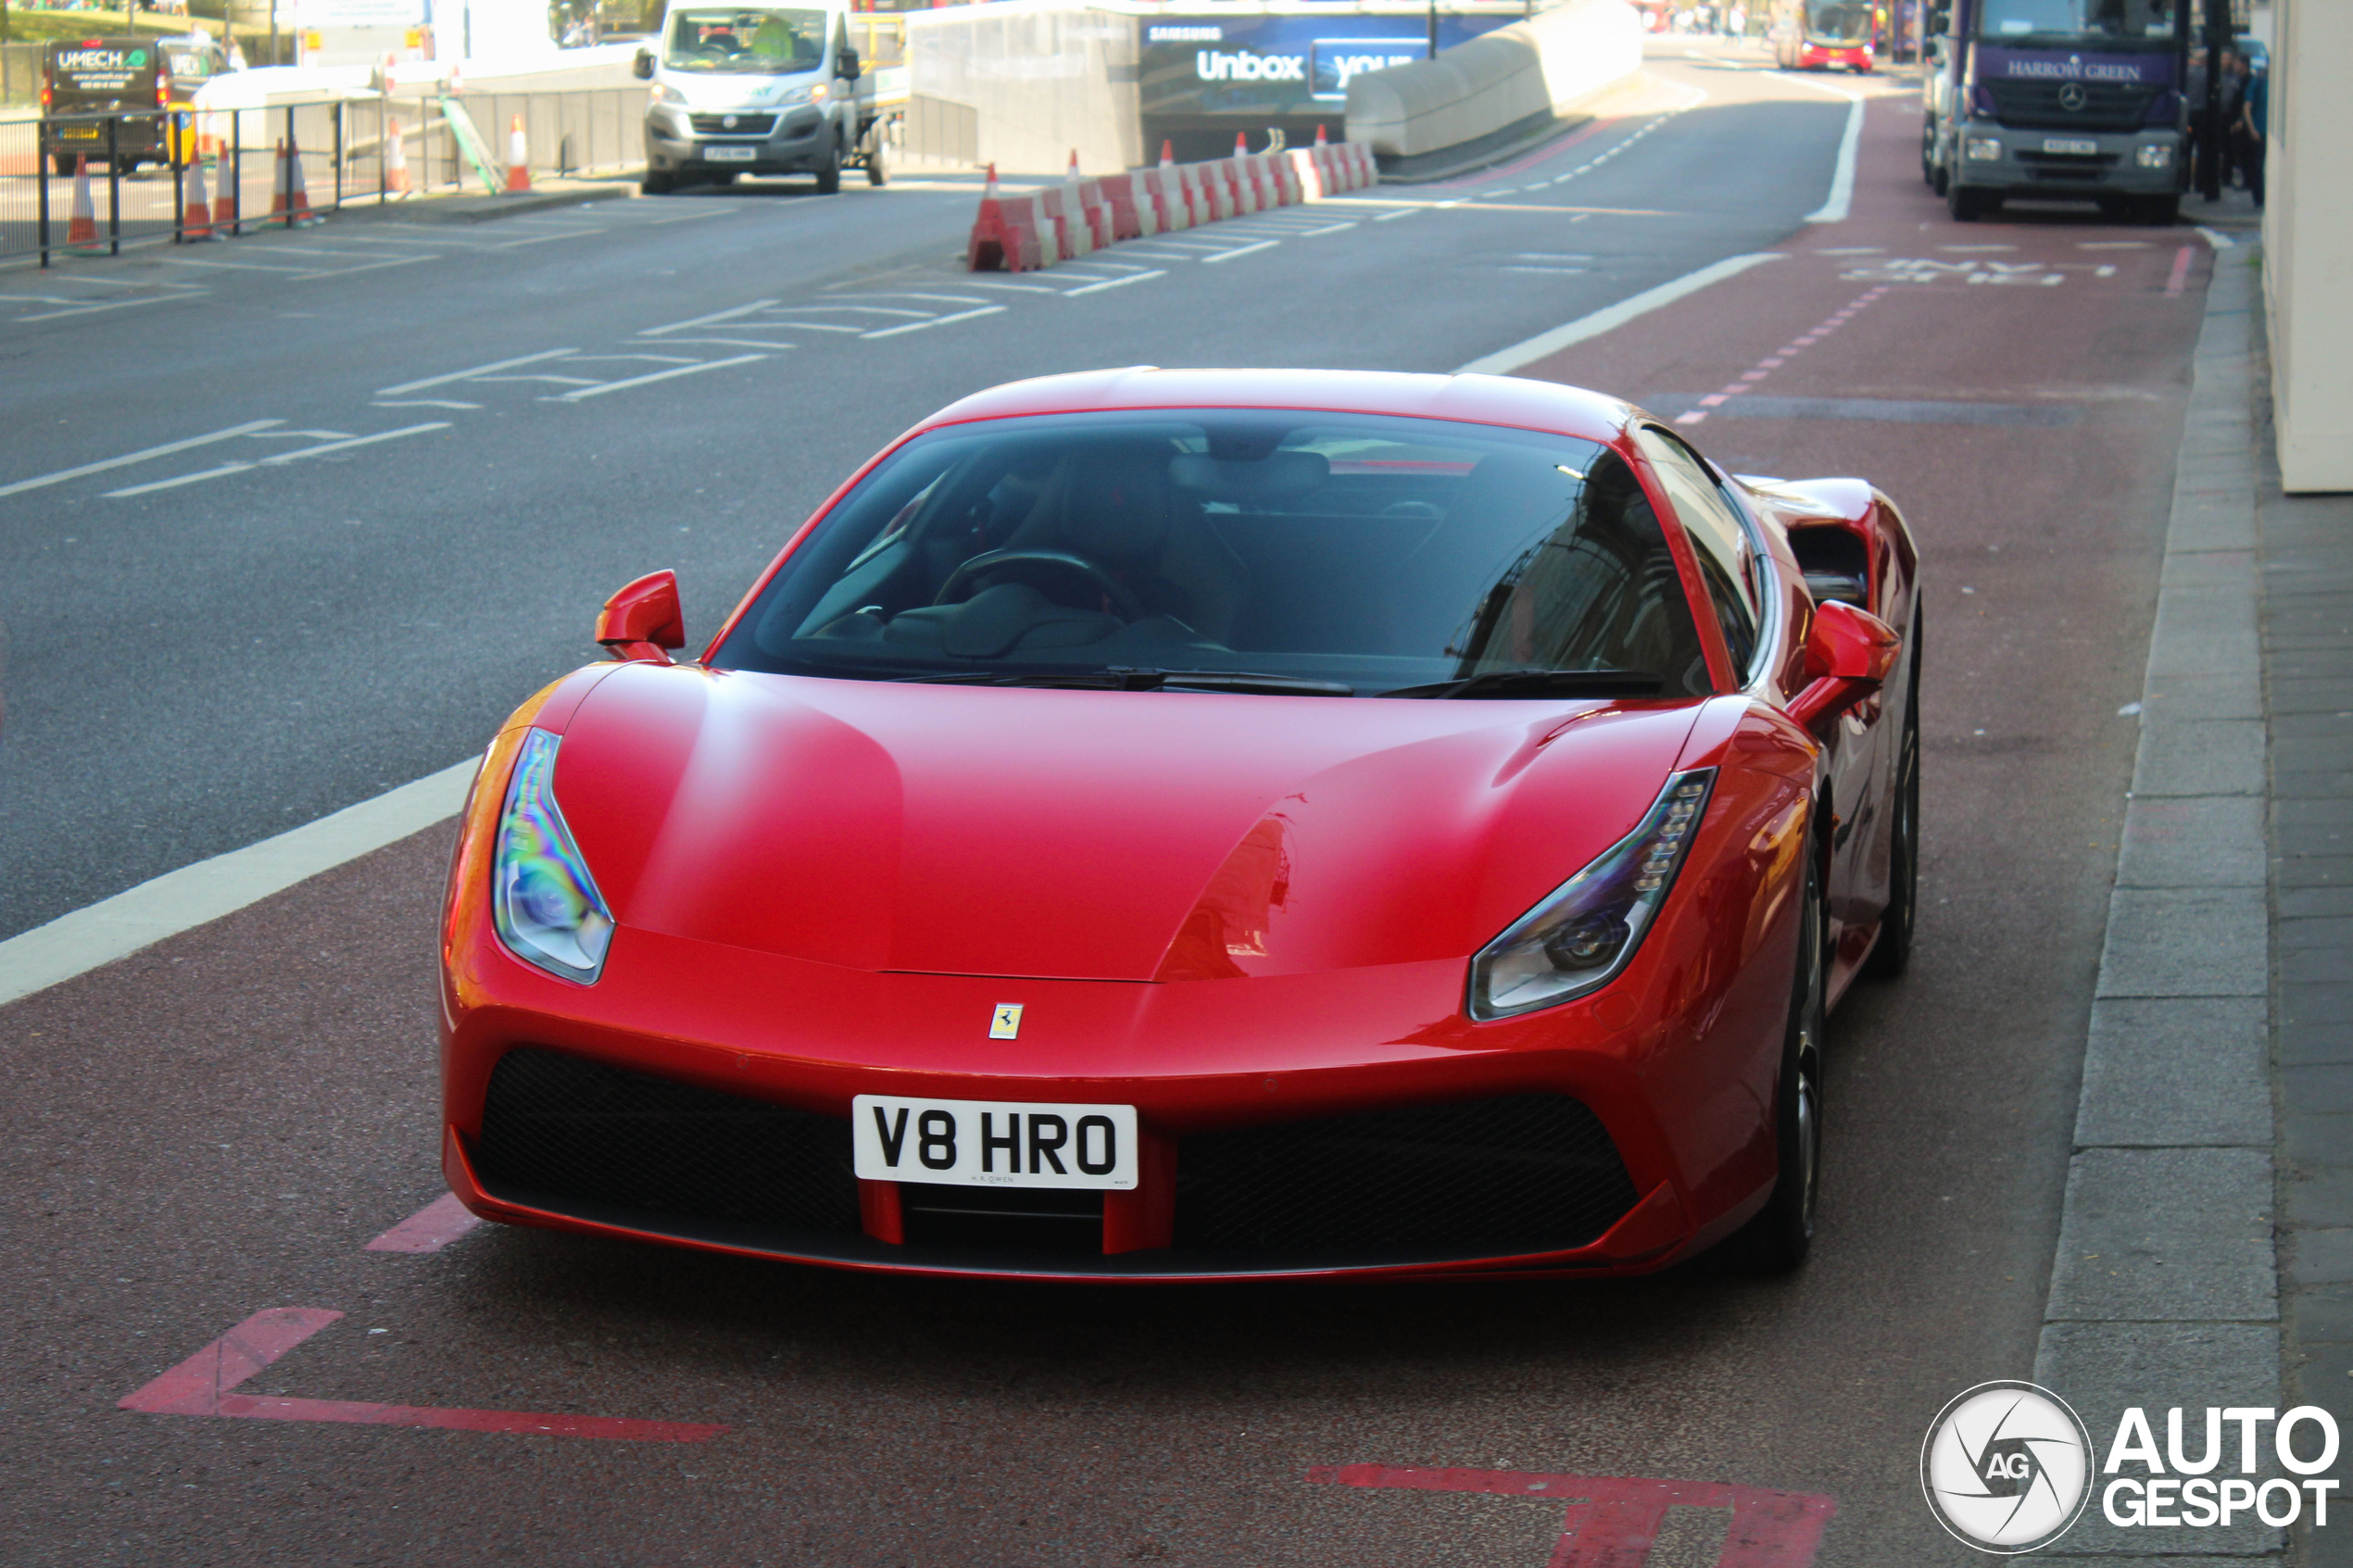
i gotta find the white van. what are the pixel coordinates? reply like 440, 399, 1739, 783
633, 0, 901, 194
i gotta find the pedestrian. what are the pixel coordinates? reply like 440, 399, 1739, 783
2237, 64, 2266, 208
2217, 49, 2246, 188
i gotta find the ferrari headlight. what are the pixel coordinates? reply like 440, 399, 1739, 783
1469, 769, 1717, 1021
491, 729, 614, 984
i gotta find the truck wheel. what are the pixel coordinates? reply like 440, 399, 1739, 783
2139, 194, 2180, 226
641, 169, 674, 195
865, 138, 887, 186
813, 134, 842, 194
1948, 182, 1994, 220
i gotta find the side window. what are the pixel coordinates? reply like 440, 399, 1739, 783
1634, 426, 1764, 680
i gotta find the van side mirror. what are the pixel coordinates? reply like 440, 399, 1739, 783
632, 47, 655, 80
1786, 600, 1899, 730
596, 570, 685, 664
837, 46, 861, 80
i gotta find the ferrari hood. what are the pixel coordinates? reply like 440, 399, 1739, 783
547, 665, 1705, 983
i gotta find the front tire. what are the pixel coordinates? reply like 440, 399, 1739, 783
1948, 181, 1997, 220
865, 138, 887, 186
1864, 604, 1921, 980
1723, 842, 1826, 1274
641, 169, 674, 194
812, 133, 841, 194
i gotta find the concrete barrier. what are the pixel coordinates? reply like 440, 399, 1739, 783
1343, 0, 1641, 166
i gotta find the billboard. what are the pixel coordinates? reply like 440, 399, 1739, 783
1139, 13, 1515, 119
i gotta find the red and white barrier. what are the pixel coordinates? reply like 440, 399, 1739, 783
967, 136, 1378, 273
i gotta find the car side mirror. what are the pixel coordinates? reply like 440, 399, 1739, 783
1786, 599, 1900, 730
837, 46, 861, 80
632, 47, 655, 80
596, 570, 685, 664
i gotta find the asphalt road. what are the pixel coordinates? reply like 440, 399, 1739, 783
0, 43, 2214, 1566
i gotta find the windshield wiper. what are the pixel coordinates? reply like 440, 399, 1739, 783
1378, 669, 1663, 699
891, 667, 1357, 696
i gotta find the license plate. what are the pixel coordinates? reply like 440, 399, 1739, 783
2043, 137, 2098, 156
852, 1095, 1138, 1190
704, 144, 757, 161
63, 127, 99, 139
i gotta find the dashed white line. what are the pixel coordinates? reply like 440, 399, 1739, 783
258, 422, 452, 465
1202, 240, 1278, 263
861, 305, 1006, 339
376, 348, 578, 396
546, 354, 769, 399
0, 419, 285, 498
1063, 270, 1167, 295
637, 300, 780, 336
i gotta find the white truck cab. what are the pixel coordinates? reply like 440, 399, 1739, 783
633, 0, 900, 194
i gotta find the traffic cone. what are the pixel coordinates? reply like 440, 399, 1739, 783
1159, 139, 1174, 169
181, 152, 215, 239
285, 136, 322, 225
1233, 131, 1249, 157
1066, 147, 1081, 182
1315, 123, 1328, 147
505, 114, 530, 193
66, 155, 100, 250
268, 139, 291, 224
212, 152, 237, 230
384, 115, 411, 195
983, 160, 999, 197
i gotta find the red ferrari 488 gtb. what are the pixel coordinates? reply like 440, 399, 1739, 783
438, 368, 1920, 1282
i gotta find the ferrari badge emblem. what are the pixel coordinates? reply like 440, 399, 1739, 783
989, 1003, 1024, 1040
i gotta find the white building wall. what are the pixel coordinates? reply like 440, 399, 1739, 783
2264, 0, 2352, 493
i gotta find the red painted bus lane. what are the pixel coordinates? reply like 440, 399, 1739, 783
1308, 1463, 1838, 1567
119, 1307, 729, 1443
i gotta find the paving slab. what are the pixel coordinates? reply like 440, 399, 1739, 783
2117, 796, 2269, 889
2075, 997, 2271, 1149
2046, 1148, 2276, 1324
2135, 719, 2267, 798
2096, 888, 2270, 999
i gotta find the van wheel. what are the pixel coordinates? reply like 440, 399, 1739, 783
641, 169, 674, 194
813, 134, 842, 194
2138, 194, 2180, 225
865, 139, 887, 186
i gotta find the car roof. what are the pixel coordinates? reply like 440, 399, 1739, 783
918, 368, 1636, 446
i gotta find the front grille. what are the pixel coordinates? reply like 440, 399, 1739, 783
690, 113, 776, 136
1176, 1094, 1638, 1257
473, 1047, 861, 1235
1985, 80, 2157, 132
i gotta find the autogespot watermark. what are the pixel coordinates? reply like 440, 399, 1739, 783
1922, 1382, 2345, 1554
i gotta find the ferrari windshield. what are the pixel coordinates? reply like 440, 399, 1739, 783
661, 6, 827, 72
711, 409, 1715, 698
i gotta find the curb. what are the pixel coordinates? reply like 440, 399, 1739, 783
2031, 245, 2282, 1556
330, 179, 636, 225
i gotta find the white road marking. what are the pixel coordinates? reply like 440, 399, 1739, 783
638, 299, 779, 335
472, 373, 606, 385
650, 335, 800, 349
17, 294, 195, 322
830, 291, 994, 307
763, 320, 866, 332
2078, 241, 2149, 250
545, 354, 768, 400
955, 279, 1066, 293
1456, 252, 1786, 375
0, 419, 284, 498
567, 354, 707, 365
2196, 225, 2234, 249
289, 254, 444, 281
1063, 270, 1166, 295
0, 758, 480, 1009
374, 399, 481, 410
104, 462, 256, 497
861, 305, 1005, 339
1372, 207, 1419, 221
1290, 221, 1358, 236
376, 348, 578, 396
1796, 84, 1864, 223
1502, 265, 1587, 274
1201, 239, 1278, 263
260, 423, 451, 464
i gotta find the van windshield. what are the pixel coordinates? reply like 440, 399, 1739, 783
661, 6, 827, 72
1976, 0, 2179, 43
711, 408, 1717, 699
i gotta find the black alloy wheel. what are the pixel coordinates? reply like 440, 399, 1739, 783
1864, 603, 1921, 980
1723, 841, 1827, 1273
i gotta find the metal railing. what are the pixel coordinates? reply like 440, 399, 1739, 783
0, 86, 648, 267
